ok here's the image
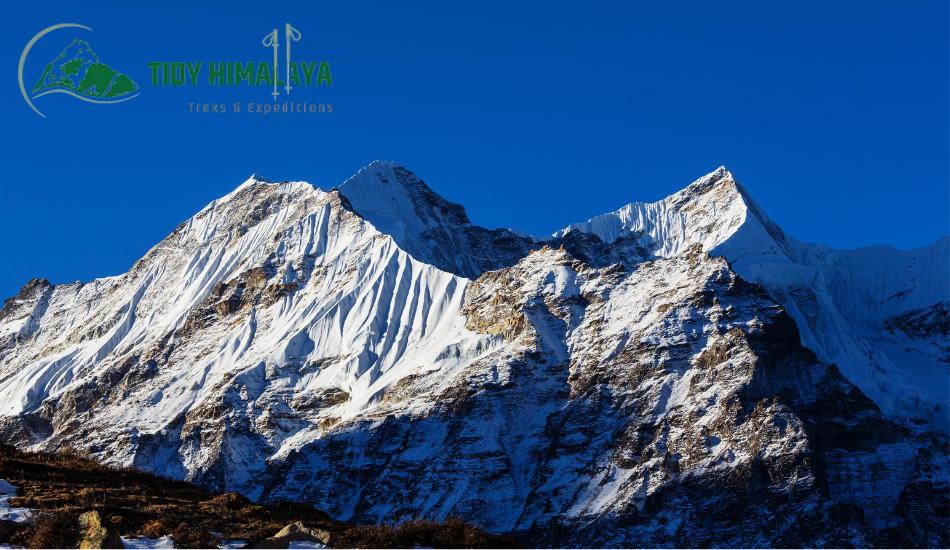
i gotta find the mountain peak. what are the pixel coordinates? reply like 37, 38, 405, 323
552, 166, 750, 254
213, 173, 277, 203
338, 162, 472, 240
675, 165, 741, 200
247, 172, 273, 183
336, 163, 540, 278
363, 159, 398, 170
347, 160, 451, 197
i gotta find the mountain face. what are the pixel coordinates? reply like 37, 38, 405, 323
0, 163, 946, 547
557, 168, 950, 427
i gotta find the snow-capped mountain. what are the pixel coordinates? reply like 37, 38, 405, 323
556, 168, 949, 425
0, 162, 946, 546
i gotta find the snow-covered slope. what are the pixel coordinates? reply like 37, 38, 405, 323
0, 176, 494, 463
557, 167, 949, 425
0, 163, 946, 546
336, 161, 534, 278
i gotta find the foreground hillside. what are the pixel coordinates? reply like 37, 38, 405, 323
0, 444, 517, 548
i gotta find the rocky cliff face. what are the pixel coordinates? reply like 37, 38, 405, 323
0, 163, 946, 546
558, 167, 950, 426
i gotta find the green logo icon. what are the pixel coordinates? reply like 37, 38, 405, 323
19, 23, 140, 118
32, 38, 138, 100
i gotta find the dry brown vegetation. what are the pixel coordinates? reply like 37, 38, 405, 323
334, 518, 520, 548
0, 444, 518, 548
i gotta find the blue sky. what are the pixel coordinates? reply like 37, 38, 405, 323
2, 0, 947, 299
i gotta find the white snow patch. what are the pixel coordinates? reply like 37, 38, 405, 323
121, 536, 175, 549
0, 479, 30, 524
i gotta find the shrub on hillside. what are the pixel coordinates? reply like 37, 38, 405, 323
23, 511, 79, 549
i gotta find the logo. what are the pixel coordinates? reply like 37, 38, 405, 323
20, 22, 333, 118
19, 23, 139, 118
146, 22, 332, 116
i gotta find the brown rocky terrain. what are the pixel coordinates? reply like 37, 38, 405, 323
0, 444, 517, 548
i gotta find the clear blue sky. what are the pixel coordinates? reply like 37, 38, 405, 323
2, 0, 947, 299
